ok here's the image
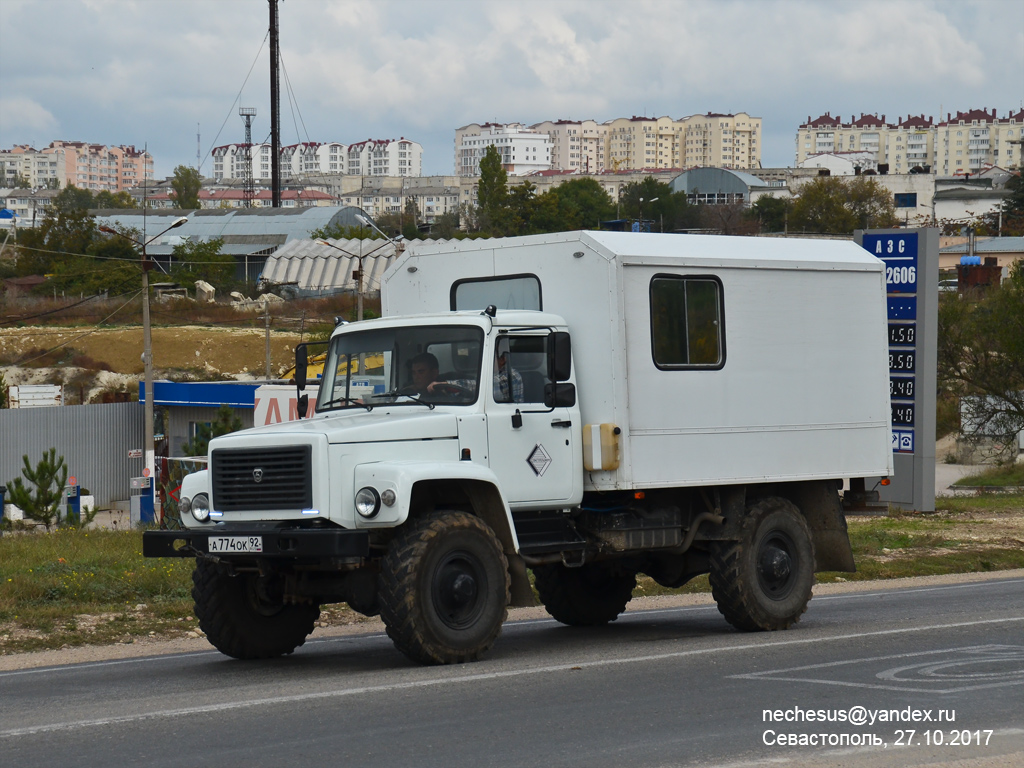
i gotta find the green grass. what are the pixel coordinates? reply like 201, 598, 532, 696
953, 464, 1024, 487
0, 529, 195, 654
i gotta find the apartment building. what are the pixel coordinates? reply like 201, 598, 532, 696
212, 143, 274, 182
211, 139, 422, 181
458, 112, 762, 175
455, 124, 552, 176
795, 109, 1023, 174
531, 120, 608, 173
0, 142, 152, 191
937, 109, 1024, 176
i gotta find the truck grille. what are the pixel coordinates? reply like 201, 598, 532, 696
211, 446, 313, 512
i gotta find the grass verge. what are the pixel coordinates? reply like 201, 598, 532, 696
953, 463, 1024, 487
2, 494, 1022, 655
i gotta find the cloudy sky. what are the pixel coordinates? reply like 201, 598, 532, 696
1, 0, 1021, 179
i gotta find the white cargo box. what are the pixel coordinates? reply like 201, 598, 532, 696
383, 231, 893, 491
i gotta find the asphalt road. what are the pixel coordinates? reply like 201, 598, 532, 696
2, 574, 1022, 768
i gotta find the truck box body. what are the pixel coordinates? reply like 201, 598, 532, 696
384, 230, 894, 491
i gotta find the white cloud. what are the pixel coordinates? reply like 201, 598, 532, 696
0, 98, 59, 136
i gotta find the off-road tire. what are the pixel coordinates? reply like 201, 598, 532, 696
378, 510, 510, 665
709, 496, 814, 632
533, 562, 637, 626
192, 559, 320, 660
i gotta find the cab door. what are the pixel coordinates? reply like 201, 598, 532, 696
486, 332, 581, 507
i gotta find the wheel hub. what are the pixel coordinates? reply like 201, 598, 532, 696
432, 553, 485, 629
756, 534, 797, 599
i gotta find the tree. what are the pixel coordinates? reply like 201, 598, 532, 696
789, 176, 899, 234
0, 371, 7, 408
94, 190, 138, 209
546, 177, 615, 230
430, 210, 461, 239
169, 238, 235, 287
977, 172, 1024, 237
618, 177, 699, 232
15, 185, 97, 275
476, 145, 508, 235
182, 404, 243, 457
169, 165, 202, 210
402, 198, 421, 241
5, 448, 69, 530
699, 202, 760, 236
10, 172, 30, 189
47, 230, 142, 296
750, 195, 793, 233
938, 263, 1024, 458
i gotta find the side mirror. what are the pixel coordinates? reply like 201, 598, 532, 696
296, 393, 309, 421
544, 382, 576, 408
548, 331, 572, 382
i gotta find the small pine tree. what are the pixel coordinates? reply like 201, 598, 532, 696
6, 448, 69, 530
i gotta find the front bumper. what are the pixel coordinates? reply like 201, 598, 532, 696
143, 525, 370, 559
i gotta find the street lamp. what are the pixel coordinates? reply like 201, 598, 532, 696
98, 216, 188, 503
638, 196, 659, 233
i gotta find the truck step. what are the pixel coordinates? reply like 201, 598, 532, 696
512, 511, 587, 556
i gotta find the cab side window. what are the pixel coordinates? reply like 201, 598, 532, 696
495, 335, 550, 403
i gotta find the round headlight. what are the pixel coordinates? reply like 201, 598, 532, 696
354, 487, 381, 518
190, 493, 211, 523
380, 489, 396, 507
179, 496, 192, 515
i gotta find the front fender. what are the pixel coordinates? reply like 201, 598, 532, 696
353, 460, 515, 539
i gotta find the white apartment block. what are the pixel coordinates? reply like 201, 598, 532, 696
346, 139, 423, 177
1, 142, 152, 191
211, 139, 421, 181
212, 142, 275, 182
531, 120, 607, 173
795, 109, 1023, 175
456, 124, 552, 176
457, 113, 762, 175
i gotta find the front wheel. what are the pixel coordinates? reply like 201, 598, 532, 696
192, 560, 320, 659
378, 510, 510, 665
709, 497, 814, 631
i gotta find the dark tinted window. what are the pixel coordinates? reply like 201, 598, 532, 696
650, 276, 724, 368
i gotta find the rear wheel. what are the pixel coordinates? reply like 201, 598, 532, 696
378, 510, 509, 665
709, 497, 814, 631
533, 562, 637, 626
192, 560, 319, 659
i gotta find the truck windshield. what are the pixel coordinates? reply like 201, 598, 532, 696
316, 325, 485, 411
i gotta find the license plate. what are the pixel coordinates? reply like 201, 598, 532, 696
208, 536, 263, 553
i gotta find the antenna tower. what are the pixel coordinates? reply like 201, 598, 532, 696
239, 107, 257, 208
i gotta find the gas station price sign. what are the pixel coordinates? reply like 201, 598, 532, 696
856, 227, 937, 513
862, 232, 919, 455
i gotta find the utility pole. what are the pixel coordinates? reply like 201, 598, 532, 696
269, 0, 281, 208
239, 107, 256, 208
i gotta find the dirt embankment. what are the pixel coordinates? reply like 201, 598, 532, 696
0, 325, 307, 386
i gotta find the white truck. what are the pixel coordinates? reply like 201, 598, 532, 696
144, 231, 893, 666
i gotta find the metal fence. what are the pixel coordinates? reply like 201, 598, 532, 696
0, 402, 144, 508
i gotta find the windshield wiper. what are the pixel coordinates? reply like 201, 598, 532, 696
322, 397, 371, 411
381, 389, 435, 409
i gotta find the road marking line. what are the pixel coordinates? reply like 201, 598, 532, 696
2, 616, 1022, 739
732, 643, 1024, 693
